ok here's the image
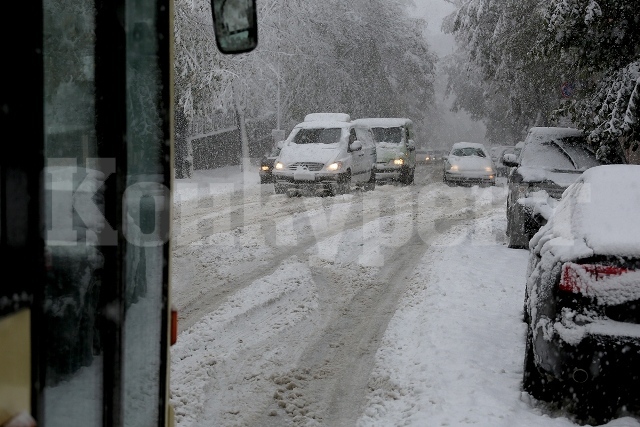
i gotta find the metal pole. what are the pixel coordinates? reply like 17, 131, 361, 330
276, 0, 281, 130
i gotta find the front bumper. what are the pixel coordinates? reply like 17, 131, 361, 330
444, 171, 495, 185
375, 163, 406, 181
273, 171, 343, 195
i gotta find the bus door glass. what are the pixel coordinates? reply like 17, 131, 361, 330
42, 0, 171, 425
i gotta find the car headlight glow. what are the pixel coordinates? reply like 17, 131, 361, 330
275, 162, 284, 170
261, 165, 270, 171
485, 167, 494, 172
327, 162, 342, 171
449, 164, 458, 171
393, 159, 404, 166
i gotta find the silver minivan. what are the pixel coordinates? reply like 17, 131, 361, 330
272, 113, 377, 197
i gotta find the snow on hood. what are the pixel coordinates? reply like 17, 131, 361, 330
277, 141, 343, 165
531, 165, 640, 259
447, 155, 493, 171
517, 166, 583, 187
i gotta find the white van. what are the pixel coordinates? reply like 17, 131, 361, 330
353, 118, 416, 184
272, 113, 377, 197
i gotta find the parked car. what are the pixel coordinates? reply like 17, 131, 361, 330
272, 113, 376, 197
502, 127, 606, 249
259, 141, 283, 184
353, 118, 416, 185
522, 165, 640, 423
443, 142, 496, 187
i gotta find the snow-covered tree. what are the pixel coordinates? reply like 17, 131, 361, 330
174, 0, 436, 140
445, 0, 639, 161
545, 0, 640, 161
444, 0, 563, 144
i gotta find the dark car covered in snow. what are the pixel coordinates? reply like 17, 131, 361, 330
522, 165, 640, 423
503, 127, 606, 249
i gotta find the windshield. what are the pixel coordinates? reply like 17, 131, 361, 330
371, 127, 403, 143
450, 147, 486, 157
293, 128, 342, 145
520, 138, 602, 171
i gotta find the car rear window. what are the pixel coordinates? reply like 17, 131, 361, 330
293, 128, 342, 145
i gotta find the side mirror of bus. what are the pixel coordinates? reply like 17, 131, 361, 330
211, 0, 258, 54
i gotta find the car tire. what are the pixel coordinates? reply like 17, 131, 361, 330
333, 171, 351, 196
399, 167, 413, 185
523, 328, 557, 402
507, 202, 530, 249
363, 170, 376, 191
274, 184, 286, 195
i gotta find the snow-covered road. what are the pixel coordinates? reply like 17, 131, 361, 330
170, 164, 640, 427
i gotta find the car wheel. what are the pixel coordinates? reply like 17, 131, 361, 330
523, 328, 557, 402
274, 184, 286, 195
507, 202, 529, 249
363, 170, 376, 191
399, 167, 412, 185
333, 171, 351, 196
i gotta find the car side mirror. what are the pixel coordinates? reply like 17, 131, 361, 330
350, 140, 363, 152
407, 139, 415, 150
276, 140, 284, 149
502, 153, 519, 167
211, 0, 258, 54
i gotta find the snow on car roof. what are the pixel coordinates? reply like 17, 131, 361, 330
293, 120, 352, 130
532, 165, 640, 259
527, 127, 583, 139
353, 118, 412, 128
304, 113, 351, 122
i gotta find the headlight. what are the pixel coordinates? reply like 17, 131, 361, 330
449, 164, 458, 171
275, 162, 284, 170
326, 162, 342, 171
393, 159, 404, 166
261, 165, 270, 171
485, 167, 494, 173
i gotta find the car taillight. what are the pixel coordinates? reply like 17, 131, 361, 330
560, 262, 630, 293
